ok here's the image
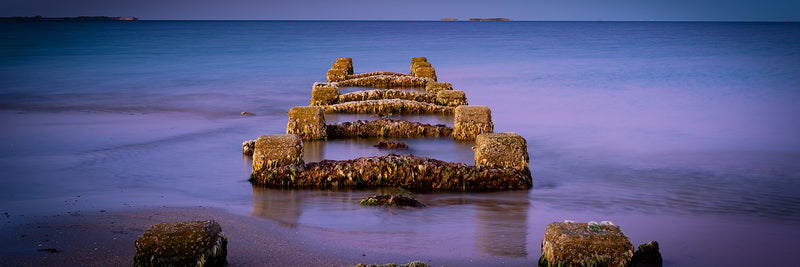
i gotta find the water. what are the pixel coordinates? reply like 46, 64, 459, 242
1, 21, 799, 265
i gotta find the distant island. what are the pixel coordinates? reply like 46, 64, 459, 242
468, 18, 512, 21
0, 16, 138, 21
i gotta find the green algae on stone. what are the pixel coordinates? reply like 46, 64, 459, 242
453, 105, 493, 141
252, 134, 304, 173
539, 221, 634, 267
134, 220, 227, 267
474, 132, 529, 173
435, 90, 468, 106
287, 106, 327, 140
425, 82, 453, 94
327, 118, 453, 138
322, 99, 454, 114
310, 82, 340, 106
249, 154, 532, 192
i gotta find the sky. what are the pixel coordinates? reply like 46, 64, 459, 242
1, 0, 798, 21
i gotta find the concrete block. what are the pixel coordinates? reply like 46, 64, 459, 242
425, 82, 453, 94
134, 220, 227, 267
474, 132, 529, 172
252, 134, 304, 172
539, 221, 634, 267
327, 69, 347, 82
286, 106, 327, 140
310, 82, 340, 106
411, 66, 437, 81
453, 105, 493, 141
336, 57, 354, 74
435, 90, 468, 106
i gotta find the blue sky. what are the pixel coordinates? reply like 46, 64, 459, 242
1, 0, 797, 21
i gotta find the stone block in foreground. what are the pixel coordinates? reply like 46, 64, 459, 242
252, 134, 304, 172
539, 221, 634, 267
425, 82, 453, 94
134, 220, 227, 267
474, 132, 529, 173
250, 154, 532, 192
454, 105, 493, 141
435, 90, 468, 106
310, 82, 340, 105
287, 106, 327, 140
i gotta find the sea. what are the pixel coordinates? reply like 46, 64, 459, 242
1, 21, 799, 266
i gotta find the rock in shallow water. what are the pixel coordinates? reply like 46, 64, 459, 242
359, 194, 425, 207
633, 241, 663, 267
134, 220, 227, 267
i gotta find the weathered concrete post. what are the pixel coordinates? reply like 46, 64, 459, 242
326, 69, 347, 82
286, 106, 327, 140
453, 105, 493, 141
309, 82, 340, 106
539, 221, 634, 267
134, 220, 228, 267
474, 132, 529, 173
425, 81, 453, 94
335, 57, 353, 75
435, 90, 468, 106
252, 134, 304, 173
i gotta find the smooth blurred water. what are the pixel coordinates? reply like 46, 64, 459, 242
1, 21, 799, 265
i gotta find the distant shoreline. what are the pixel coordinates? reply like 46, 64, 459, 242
0, 16, 138, 21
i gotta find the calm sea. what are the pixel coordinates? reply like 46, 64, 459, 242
1, 21, 799, 265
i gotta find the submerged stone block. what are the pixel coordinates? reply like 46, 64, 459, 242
335, 57, 354, 74
134, 220, 227, 267
425, 82, 453, 94
411, 66, 437, 81
435, 90, 468, 106
539, 221, 634, 267
310, 82, 340, 106
453, 105, 493, 141
287, 106, 327, 140
252, 134, 304, 172
327, 69, 347, 82
474, 133, 529, 173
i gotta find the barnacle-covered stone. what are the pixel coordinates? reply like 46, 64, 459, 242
337, 75, 432, 88
310, 82, 340, 106
435, 90, 468, 106
425, 82, 453, 94
322, 99, 454, 114
411, 66, 437, 81
252, 134, 304, 172
250, 154, 532, 192
338, 89, 437, 104
327, 118, 453, 138
134, 220, 227, 267
287, 106, 327, 140
327, 69, 347, 82
242, 139, 256, 156
539, 221, 634, 267
474, 132, 529, 173
335, 57, 354, 74
454, 105, 493, 141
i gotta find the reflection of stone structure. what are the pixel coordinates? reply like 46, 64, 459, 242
251, 187, 305, 228
475, 194, 529, 257
539, 221, 634, 267
134, 220, 227, 266
454, 105, 494, 141
474, 132, 529, 173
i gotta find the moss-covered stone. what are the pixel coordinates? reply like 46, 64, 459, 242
374, 140, 409, 149
338, 89, 438, 104
327, 118, 453, 138
632, 241, 662, 267
474, 132, 529, 173
337, 75, 432, 88
425, 82, 453, 94
453, 105, 493, 141
250, 154, 532, 192
310, 82, 340, 106
435, 90, 468, 106
134, 220, 227, 267
327, 69, 347, 82
242, 139, 256, 156
539, 221, 634, 267
287, 106, 327, 140
322, 99, 454, 114
411, 66, 437, 81
252, 134, 304, 172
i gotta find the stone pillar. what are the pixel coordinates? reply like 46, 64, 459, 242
435, 90, 468, 106
411, 57, 428, 64
252, 134, 304, 172
412, 66, 437, 81
453, 105, 493, 141
410, 61, 431, 73
474, 132, 529, 172
326, 69, 347, 82
425, 82, 453, 94
335, 57, 354, 74
309, 82, 340, 106
286, 106, 327, 140
539, 221, 634, 267
134, 220, 228, 266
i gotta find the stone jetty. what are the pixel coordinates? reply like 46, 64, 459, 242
245, 57, 531, 191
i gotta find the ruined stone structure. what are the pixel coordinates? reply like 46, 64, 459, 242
454, 105, 494, 141
134, 220, 227, 267
539, 221, 634, 267
286, 106, 327, 140
251, 134, 304, 172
